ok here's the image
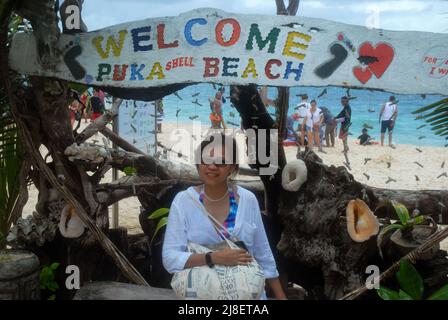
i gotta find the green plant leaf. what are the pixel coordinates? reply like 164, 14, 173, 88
48, 294, 56, 300
377, 223, 405, 259
412, 215, 424, 224
150, 216, 168, 245
398, 289, 414, 300
148, 208, 169, 220
427, 284, 448, 300
391, 201, 410, 225
50, 262, 60, 270
396, 260, 424, 300
413, 98, 448, 114
377, 286, 400, 300
123, 166, 137, 176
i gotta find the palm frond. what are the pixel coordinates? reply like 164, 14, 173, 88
413, 99, 448, 138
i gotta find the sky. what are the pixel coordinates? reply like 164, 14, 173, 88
82, 0, 448, 33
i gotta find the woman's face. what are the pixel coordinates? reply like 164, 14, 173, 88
198, 146, 235, 187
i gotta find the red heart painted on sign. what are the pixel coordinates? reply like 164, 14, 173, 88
358, 42, 394, 79
353, 66, 372, 84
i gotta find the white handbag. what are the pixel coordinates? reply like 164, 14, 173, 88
170, 191, 266, 300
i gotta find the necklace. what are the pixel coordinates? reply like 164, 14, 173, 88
203, 187, 228, 202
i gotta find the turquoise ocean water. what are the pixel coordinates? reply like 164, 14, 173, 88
160, 84, 447, 148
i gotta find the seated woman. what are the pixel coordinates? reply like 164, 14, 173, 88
162, 133, 286, 300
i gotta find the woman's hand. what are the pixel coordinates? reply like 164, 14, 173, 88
212, 248, 252, 266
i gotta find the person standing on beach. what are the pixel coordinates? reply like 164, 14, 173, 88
379, 95, 398, 148
210, 88, 227, 129
295, 94, 311, 152
286, 113, 301, 144
334, 96, 352, 152
90, 88, 105, 121
303, 100, 324, 152
320, 106, 335, 147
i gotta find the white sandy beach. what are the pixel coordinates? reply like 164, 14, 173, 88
21, 121, 448, 250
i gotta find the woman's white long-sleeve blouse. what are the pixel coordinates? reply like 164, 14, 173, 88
162, 185, 279, 279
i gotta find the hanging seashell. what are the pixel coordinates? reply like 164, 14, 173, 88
59, 205, 85, 238
281, 159, 307, 192
346, 199, 379, 242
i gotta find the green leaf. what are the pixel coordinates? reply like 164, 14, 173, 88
150, 216, 168, 245
413, 98, 448, 114
148, 208, 169, 220
427, 284, 448, 300
50, 262, 60, 270
391, 201, 410, 225
413, 215, 424, 224
398, 289, 414, 300
123, 166, 137, 176
396, 260, 424, 300
377, 286, 400, 300
48, 294, 56, 300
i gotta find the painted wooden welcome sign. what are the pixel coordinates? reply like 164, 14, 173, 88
8, 8, 448, 94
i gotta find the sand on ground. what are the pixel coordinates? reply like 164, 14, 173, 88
21, 121, 448, 250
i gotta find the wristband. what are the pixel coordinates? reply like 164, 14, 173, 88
205, 252, 214, 268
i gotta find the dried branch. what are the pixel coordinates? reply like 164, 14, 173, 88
100, 127, 144, 155
0, 33, 148, 286
11, 101, 149, 285
75, 98, 122, 144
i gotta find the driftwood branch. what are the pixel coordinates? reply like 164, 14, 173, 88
3, 69, 149, 286
75, 98, 122, 144
100, 127, 144, 155
368, 187, 448, 224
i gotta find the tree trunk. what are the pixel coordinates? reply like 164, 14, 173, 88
370, 187, 448, 224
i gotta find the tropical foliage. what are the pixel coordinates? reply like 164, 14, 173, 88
0, 87, 24, 248
0, 15, 29, 248
377, 260, 448, 300
147, 207, 169, 245
413, 98, 448, 142
39, 262, 60, 300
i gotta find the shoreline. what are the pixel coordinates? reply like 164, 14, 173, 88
159, 120, 448, 149
158, 120, 448, 191
20, 121, 448, 237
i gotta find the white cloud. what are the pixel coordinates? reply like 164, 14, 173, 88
81, 0, 448, 33
301, 0, 330, 9
350, 0, 431, 14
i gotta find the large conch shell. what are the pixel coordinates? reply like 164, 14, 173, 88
59, 204, 85, 238
346, 199, 379, 242
281, 159, 307, 192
